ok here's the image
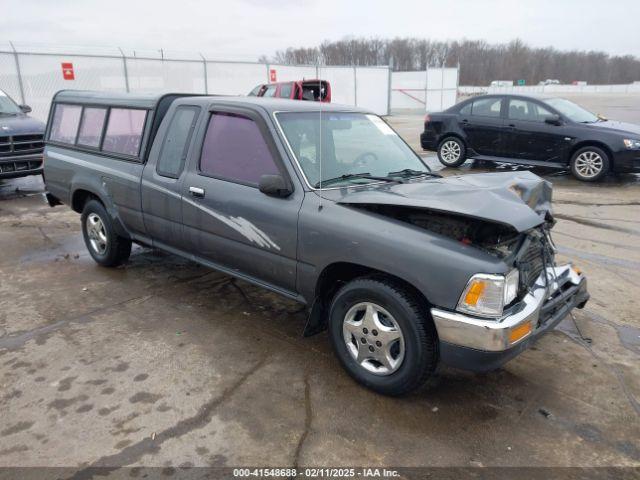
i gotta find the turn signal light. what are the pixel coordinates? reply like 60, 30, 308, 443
509, 321, 532, 344
464, 280, 486, 306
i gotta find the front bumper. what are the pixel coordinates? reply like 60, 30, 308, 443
612, 150, 640, 173
0, 153, 44, 179
431, 265, 589, 372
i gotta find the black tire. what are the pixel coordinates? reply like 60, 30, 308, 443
328, 277, 438, 396
437, 136, 466, 167
81, 199, 132, 267
570, 146, 610, 182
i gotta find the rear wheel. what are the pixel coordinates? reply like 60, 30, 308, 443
81, 199, 131, 267
437, 137, 466, 167
570, 146, 609, 182
328, 277, 438, 396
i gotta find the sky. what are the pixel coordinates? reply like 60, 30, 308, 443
1, 0, 639, 60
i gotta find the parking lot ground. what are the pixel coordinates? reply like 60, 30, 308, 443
1, 96, 639, 473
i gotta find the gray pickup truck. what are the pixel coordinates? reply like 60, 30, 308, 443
44, 90, 589, 395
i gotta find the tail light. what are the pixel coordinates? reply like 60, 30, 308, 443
424, 114, 431, 124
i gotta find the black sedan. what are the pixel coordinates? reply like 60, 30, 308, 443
420, 94, 640, 181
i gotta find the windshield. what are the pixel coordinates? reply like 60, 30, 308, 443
543, 98, 599, 123
276, 112, 428, 188
0, 90, 22, 115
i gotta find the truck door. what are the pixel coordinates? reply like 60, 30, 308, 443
141, 105, 201, 250
181, 107, 302, 294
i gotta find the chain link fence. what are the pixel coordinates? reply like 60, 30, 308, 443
0, 42, 393, 120
391, 68, 460, 113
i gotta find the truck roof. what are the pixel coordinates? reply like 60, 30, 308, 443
52, 90, 370, 114
186, 96, 368, 114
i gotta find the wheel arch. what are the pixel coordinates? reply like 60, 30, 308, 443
71, 186, 131, 239
303, 261, 433, 337
71, 188, 101, 213
438, 133, 466, 149
569, 141, 613, 167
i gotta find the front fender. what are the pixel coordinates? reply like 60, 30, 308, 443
297, 195, 508, 312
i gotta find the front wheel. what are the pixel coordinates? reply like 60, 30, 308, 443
437, 137, 466, 167
81, 199, 132, 267
328, 277, 438, 396
570, 146, 610, 182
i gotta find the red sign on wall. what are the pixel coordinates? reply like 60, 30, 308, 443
269, 69, 277, 82
61, 62, 75, 80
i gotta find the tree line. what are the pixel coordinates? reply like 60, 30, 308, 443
268, 38, 640, 86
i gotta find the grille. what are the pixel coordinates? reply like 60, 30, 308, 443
0, 134, 45, 157
518, 237, 545, 292
0, 159, 42, 174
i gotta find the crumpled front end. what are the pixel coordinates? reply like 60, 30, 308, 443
334, 170, 555, 233
432, 254, 590, 372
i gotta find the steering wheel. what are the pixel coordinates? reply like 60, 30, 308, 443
354, 152, 379, 169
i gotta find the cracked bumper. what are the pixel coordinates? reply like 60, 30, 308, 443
431, 265, 589, 372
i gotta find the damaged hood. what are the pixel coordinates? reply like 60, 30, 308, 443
323, 171, 553, 232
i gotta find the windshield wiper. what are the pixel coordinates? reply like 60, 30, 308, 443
314, 172, 403, 188
387, 168, 442, 179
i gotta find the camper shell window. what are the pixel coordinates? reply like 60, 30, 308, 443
45, 92, 192, 162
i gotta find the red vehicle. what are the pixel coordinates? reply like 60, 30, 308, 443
248, 79, 331, 102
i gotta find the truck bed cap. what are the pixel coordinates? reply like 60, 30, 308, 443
53, 90, 370, 114
52, 90, 178, 109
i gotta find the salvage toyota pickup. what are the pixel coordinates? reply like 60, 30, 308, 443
44, 90, 589, 395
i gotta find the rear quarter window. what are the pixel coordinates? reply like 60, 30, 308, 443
471, 97, 502, 118
459, 103, 472, 115
157, 106, 199, 178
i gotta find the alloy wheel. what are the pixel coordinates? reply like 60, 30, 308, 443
86, 213, 108, 255
574, 151, 603, 178
440, 140, 461, 164
342, 302, 405, 376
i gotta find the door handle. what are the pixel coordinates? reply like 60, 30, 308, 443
189, 186, 205, 198
505, 123, 516, 129
461, 118, 469, 124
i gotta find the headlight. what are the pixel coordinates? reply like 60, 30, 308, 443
623, 139, 640, 149
457, 270, 519, 318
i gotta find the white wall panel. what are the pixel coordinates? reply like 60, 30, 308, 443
268, 64, 317, 83
391, 68, 459, 112
355, 67, 390, 115
207, 62, 267, 95
318, 66, 356, 106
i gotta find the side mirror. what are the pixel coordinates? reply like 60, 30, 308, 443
544, 113, 562, 126
258, 174, 292, 197
19, 105, 32, 114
